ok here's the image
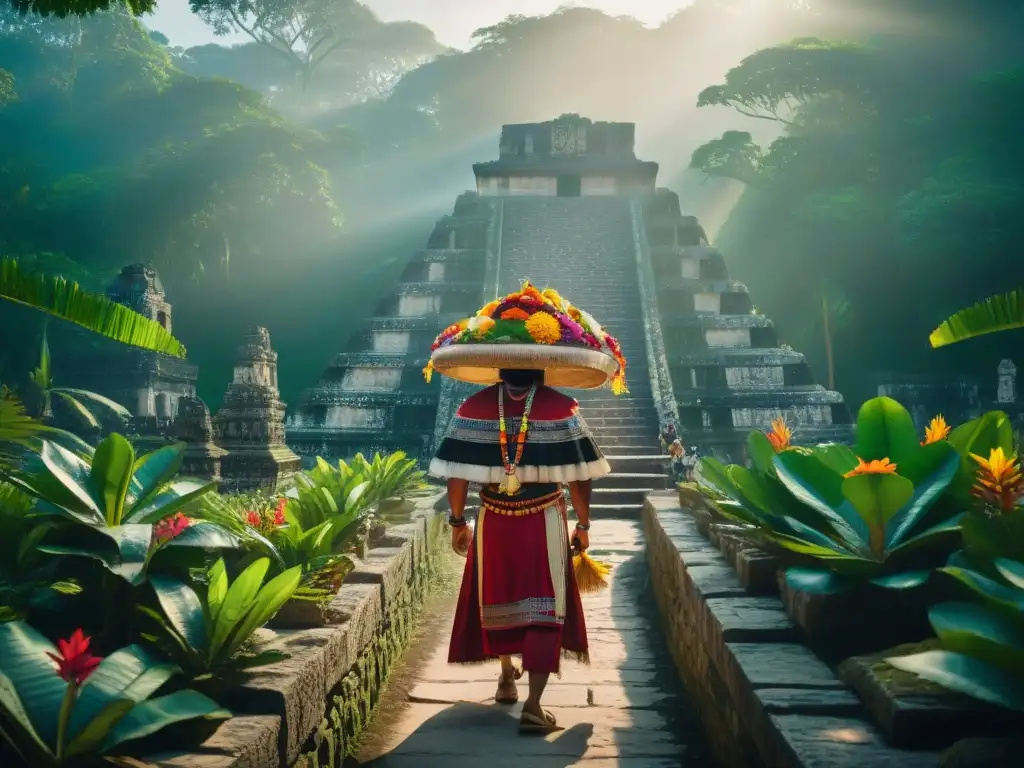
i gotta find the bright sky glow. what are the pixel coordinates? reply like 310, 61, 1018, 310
147, 0, 694, 50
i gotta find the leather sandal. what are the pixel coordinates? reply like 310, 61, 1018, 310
519, 709, 562, 734
494, 667, 523, 704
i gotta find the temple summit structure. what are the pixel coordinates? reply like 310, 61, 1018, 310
286, 114, 853, 480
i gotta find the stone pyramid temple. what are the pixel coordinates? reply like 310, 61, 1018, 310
286, 114, 853, 504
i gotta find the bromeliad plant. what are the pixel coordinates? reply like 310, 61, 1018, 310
140, 557, 301, 679
699, 398, 965, 595
888, 509, 1024, 712
0, 622, 227, 766
3, 433, 236, 586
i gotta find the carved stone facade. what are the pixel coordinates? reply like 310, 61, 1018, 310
214, 327, 300, 492
285, 194, 491, 466
63, 264, 197, 447
473, 114, 659, 197
173, 395, 226, 482
643, 191, 854, 462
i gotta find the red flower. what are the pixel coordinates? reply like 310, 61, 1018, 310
48, 629, 102, 685
245, 510, 262, 527
273, 498, 287, 526
153, 512, 190, 543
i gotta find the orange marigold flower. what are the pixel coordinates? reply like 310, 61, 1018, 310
500, 308, 531, 321
844, 458, 898, 478
766, 417, 792, 452
970, 447, 1024, 513
525, 312, 561, 344
922, 415, 951, 445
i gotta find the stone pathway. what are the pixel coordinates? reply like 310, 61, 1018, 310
351, 520, 707, 767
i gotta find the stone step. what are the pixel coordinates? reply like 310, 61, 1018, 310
590, 425, 660, 437
586, 503, 643, 520
598, 444, 659, 456
594, 472, 669, 490
583, 416, 660, 429
592, 487, 655, 506
606, 455, 672, 474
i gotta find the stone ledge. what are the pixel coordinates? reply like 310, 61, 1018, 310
642, 493, 941, 768
133, 499, 448, 768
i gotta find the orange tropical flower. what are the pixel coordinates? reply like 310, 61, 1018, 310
970, 447, 1024, 513
765, 417, 792, 452
477, 300, 501, 317
844, 458, 898, 478
500, 307, 531, 321
922, 415, 951, 445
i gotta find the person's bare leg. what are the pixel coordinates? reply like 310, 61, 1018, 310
522, 672, 551, 720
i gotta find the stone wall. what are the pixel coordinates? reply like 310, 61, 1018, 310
642, 492, 939, 768
134, 497, 449, 768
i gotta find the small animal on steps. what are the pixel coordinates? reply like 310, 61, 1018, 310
587, 687, 595, 706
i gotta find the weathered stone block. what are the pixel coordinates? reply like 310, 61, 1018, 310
839, 644, 1024, 750
770, 714, 941, 768
941, 738, 1024, 768
132, 716, 281, 768
346, 542, 413, 611
735, 548, 781, 595
327, 582, 383, 662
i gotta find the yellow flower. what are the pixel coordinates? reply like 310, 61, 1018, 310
970, 447, 1024, 513
422, 360, 434, 383
477, 300, 500, 317
922, 415, 951, 445
765, 417, 792, 452
844, 458, 898, 478
541, 288, 564, 307
525, 312, 561, 344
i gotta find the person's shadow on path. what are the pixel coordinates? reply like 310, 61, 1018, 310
345, 700, 595, 767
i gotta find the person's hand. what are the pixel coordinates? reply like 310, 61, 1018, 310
573, 527, 590, 553
451, 522, 472, 556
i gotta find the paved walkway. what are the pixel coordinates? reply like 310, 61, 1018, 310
351, 520, 707, 767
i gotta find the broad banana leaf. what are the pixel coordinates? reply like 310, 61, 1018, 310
930, 287, 1024, 348
0, 258, 186, 357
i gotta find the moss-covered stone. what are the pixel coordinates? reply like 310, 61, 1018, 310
839, 642, 1024, 750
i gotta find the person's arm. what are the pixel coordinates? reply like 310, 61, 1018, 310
567, 480, 592, 528
447, 478, 469, 519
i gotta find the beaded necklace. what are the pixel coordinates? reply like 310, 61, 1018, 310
497, 383, 537, 496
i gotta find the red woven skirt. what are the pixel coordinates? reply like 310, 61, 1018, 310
448, 503, 588, 674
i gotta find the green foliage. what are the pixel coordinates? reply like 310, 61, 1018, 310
3, 0, 156, 17
0, 621, 227, 765
141, 557, 301, 678
888, 510, 1024, 712
698, 397, 965, 594
3, 434, 232, 585
0, 258, 185, 357
929, 288, 1024, 348
356, 450, 428, 504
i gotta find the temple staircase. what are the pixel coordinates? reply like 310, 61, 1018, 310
496, 197, 669, 519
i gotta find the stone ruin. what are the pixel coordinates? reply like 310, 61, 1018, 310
62, 264, 198, 449
213, 326, 301, 492
173, 395, 226, 483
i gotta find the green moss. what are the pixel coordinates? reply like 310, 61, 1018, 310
293, 520, 449, 766
840, 639, 949, 698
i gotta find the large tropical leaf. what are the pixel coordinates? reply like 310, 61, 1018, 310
929, 287, 1024, 348
100, 690, 229, 753
888, 650, 1024, 712
0, 622, 68, 749
0, 258, 186, 357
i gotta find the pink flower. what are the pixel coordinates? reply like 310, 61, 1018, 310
153, 512, 190, 543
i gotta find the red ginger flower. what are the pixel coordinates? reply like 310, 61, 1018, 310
153, 512, 190, 543
245, 510, 262, 527
273, 498, 287, 526
48, 628, 102, 685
